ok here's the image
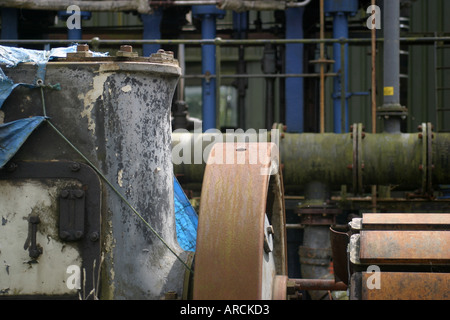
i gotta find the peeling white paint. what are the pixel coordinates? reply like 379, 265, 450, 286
0, 180, 82, 296
78, 72, 111, 134
121, 85, 132, 93
117, 169, 124, 187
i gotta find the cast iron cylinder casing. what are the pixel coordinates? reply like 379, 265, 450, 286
1, 55, 185, 299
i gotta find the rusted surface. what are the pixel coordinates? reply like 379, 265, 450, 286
359, 230, 450, 264
193, 142, 286, 300
293, 279, 347, 291
362, 213, 450, 230
360, 272, 450, 300
272, 275, 288, 300
330, 227, 350, 284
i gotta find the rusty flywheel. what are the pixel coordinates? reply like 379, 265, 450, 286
192, 142, 288, 300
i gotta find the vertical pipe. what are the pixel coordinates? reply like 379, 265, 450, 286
67, 25, 82, 41
324, 0, 357, 133
58, 10, 91, 41
371, 0, 378, 213
299, 181, 332, 300
285, 7, 305, 133
319, 0, 325, 133
383, 0, 400, 107
263, 44, 277, 130
201, 13, 217, 131
192, 6, 225, 132
382, 0, 403, 133
177, 44, 185, 102
142, 8, 163, 57
233, 12, 248, 130
332, 13, 349, 133
371, 0, 377, 134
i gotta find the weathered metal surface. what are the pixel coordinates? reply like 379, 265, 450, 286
59, 189, 86, 241
0, 161, 100, 298
272, 275, 288, 300
356, 272, 450, 300
330, 226, 350, 284
193, 142, 287, 300
296, 206, 341, 225
1, 56, 183, 299
293, 279, 347, 291
359, 230, 450, 264
362, 213, 450, 230
172, 131, 450, 192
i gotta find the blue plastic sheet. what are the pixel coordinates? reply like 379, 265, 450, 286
0, 116, 46, 167
174, 176, 198, 252
0, 45, 108, 68
0, 45, 108, 168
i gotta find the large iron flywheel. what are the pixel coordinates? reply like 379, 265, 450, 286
193, 142, 288, 300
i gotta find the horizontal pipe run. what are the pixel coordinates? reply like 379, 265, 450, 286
182, 73, 338, 79
1, 37, 450, 46
149, 0, 312, 8
172, 131, 450, 192
292, 279, 347, 291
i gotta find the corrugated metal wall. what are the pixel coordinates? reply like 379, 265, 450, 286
408, 0, 450, 133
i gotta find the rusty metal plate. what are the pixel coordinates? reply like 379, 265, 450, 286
193, 142, 286, 300
362, 213, 450, 230
359, 230, 450, 264
360, 272, 450, 300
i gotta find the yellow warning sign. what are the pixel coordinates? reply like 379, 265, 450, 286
384, 86, 394, 96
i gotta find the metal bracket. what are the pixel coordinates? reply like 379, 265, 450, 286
59, 189, 86, 241
418, 122, 434, 198
351, 123, 364, 195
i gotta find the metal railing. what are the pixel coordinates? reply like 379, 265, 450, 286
1, 36, 449, 130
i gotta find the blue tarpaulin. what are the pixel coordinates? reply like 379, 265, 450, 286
174, 176, 198, 252
0, 116, 46, 166
0, 45, 198, 250
0, 45, 107, 168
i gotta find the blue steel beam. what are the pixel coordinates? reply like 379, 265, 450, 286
142, 8, 163, 57
285, 7, 305, 133
58, 10, 91, 41
1, 8, 18, 44
192, 6, 225, 132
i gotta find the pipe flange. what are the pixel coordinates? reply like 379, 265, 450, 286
351, 123, 364, 194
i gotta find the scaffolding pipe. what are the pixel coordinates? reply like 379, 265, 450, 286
148, 0, 312, 10
1, 37, 449, 46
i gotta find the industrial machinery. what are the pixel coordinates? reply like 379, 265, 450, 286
0, 0, 449, 301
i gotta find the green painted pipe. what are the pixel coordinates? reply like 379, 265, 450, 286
171, 132, 450, 192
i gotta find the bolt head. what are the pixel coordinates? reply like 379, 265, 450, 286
77, 44, 89, 52
75, 231, 83, 239
60, 231, 70, 240
60, 190, 70, 199
90, 232, 99, 242
120, 45, 133, 52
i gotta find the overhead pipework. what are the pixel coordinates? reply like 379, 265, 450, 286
324, 0, 358, 133
192, 5, 225, 132
378, 0, 408, 133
